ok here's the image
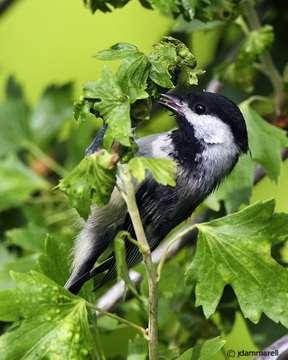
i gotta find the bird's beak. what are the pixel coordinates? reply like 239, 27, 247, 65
158, 93, 184, 116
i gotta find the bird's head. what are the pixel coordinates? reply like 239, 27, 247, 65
158, 91, 248, 154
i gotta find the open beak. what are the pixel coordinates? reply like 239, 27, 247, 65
158, 93, 184, 116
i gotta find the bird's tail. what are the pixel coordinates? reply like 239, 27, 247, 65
64, 256, 115, 294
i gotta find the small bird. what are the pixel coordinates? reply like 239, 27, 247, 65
65, 91, 248, 294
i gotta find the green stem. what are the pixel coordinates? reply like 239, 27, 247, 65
87, 303, 148, 340
24, 141, 67, 177
118, 164, 158, 360
240, 0, 285, 115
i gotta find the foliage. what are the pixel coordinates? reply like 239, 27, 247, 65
0, 0, 288, 359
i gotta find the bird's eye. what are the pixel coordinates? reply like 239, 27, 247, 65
194, 103, 206, 115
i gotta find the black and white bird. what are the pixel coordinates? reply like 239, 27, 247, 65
65, 91, 248, 294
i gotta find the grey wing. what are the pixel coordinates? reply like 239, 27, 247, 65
65, 132, 170, 293
64, 187, 127, 292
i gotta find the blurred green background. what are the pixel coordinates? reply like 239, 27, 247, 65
0, 1, 287, 358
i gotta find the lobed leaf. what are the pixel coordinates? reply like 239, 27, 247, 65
0, 271, 95, 359
84, 67, 131, 147
58, 149, 117, 218
128, 156, 176, 186
186, 200, 288, 326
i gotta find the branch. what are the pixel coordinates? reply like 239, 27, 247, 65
87, 302, 148, 339
118, 164, 158, 360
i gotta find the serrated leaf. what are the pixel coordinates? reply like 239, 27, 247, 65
117, 54, 150, 103
58, 149, 117, 218
0, 155, 48, 212
84, 67, 131, 147
128, 157, 176, 186
96, 42, 140, 60
215, 154, 254, 213
39, 235, 72, 286
178, 336, 225, 360
241, 103, 288, 181
148, 41, 178, 88
186, 200, 288, 325
0, 271, 95, 359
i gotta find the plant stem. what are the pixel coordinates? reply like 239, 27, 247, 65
118, 164, 158, 360
24, 141, 67, 177
240, 0, 285, 115
87, 302, 148, 339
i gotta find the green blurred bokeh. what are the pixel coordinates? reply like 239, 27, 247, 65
0, 0, 170, 101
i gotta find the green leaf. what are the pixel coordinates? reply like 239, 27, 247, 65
114, 233, 132, 283
39, 235, 72, 286
97, 43, 150, 104
73, 97, 94, 123
0, 99, 31, 155
0, 245, 39, 290
215, 154, 254, 212
128, 157, 176, 186
0, 271, 95, 359
83, 0, 130, 13
84, 67, 131, 147
0, 155, 48, 212
217, 26, 274, 92
0, 289, 21, 321
216, 60, 256, 93
148, 40, 178, 88
58, 149, 117, 218
127, 336, 148, 360
31, 83, 73, 143
117, 54, 150, 103
6, 224, 47, 252
96, 42, 140, 60
241, 25, 274, 60
114, 232, 142, 299
186, 200, 288, 325
5, 76, 23, 100
177, 336, 226, 360
241, 103, 288, 181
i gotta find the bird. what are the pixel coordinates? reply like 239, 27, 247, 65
64, 91, 248, 294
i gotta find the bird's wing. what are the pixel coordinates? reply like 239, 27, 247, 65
65, 132, 171, 293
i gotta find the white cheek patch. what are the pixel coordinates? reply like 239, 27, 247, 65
182, 103, 235, 147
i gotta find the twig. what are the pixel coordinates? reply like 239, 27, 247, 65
24, 141, 67, 178
87, 302, 148, 339
118, 164, 158, 360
